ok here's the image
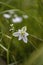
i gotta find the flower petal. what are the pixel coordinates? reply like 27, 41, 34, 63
13, 32, 19, 37
25, 32, 29, 36
18, 29, 21, 33
12, 17, 22, 23
21, 26, 27, 32
18, 35, 22, 40
3, 14, 11, 19
23, 36, 28, 43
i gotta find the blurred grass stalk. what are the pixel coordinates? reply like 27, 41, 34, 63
0, 44, 8, 52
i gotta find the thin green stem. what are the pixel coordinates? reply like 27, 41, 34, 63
3, 34, 12, 40
28, 40, 38, 50
0, 2, 15, 9
7, 49, 9, 65
0, 44, 8, 52
7, 36, 13, 65
30, 34, 43, 42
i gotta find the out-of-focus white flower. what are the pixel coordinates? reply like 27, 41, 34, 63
3, 14, 11, 19
13, 26, 29, 43
23, 15, 28, 19
12, 17, 22, 23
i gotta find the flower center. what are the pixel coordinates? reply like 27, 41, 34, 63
21, 31, 25, 36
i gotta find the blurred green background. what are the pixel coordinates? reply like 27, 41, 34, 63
0, 0, 43, 65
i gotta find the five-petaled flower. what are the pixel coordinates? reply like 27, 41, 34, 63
13, 26, 29, 43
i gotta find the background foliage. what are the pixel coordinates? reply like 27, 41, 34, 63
0, 0, 43, 65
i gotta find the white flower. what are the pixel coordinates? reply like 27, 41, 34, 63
12, 17, 22, 23
3, 14, 11, 19
23, 15, 28, 19
13, 26, 29, 43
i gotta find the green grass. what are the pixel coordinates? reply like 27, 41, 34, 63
0, 0, 43, 65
